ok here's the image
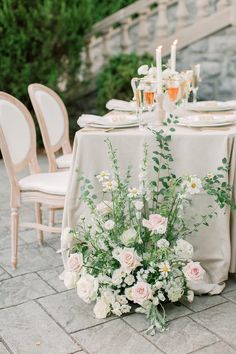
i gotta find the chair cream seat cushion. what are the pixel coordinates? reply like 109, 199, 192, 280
56, 153, 73, 169
19, 171, 69, 195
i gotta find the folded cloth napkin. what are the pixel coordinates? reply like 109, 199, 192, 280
77, 112, 138, 128
106, 99, 136, 112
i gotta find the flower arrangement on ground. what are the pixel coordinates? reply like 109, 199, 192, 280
61, 128, 235, 334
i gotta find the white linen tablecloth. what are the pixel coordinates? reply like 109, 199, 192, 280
62, 125, 236, 292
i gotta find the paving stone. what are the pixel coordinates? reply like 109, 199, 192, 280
222, 289, 236, 304
38, 290, 114, 333
182, 295, 227, 312
124, 303, 192, 332
0, 273, 55, 308
0, 267, 10, 281
0, 342, 10, 353
45, 234, 61, 251
72, 319, 162, 354
223, 279, 236, 294
0, 226, 24, 250
0, 301, 79, 354
190, 302, 236, 348
145, 317, 218, 354
0, 242, 62, 276
195, 341, 236, 354
37, 266, 65, 292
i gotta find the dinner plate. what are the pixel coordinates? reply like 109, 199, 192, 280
87, 122, 139, 129
177, 114, 236, 127
186, 101, 236, 112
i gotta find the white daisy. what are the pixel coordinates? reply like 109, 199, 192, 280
128, 187, 140, 199
96, 171, 110, 182
159, 261, 171, 278
102, 180, 118, 192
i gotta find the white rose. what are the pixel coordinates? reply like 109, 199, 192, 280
167, 286, 183, 302
96, 201, 113, 216
183, 261, 205, 282
64, 271, 79, 289
131, 281, 152, 305
114, 247, 141, 273
137, 64, 149, 76
77, 274, 98, 303
112, 302, 122, 316
61, 227, 74, 251
101, 289, 115, 304
187, 290, 194, 303
93, 298, 110, 319
134, 200, 144, 211
120, 228, 138, 246
112, 268, 125, 285
157, 239, 170, 248
124, 274, 135, 286
125, 287, 133, 301
116, 295, 128, 305
174, 239, 193, 260
67, 253, 83, 272
104, 220, 115, 230
120, 304, 131, 314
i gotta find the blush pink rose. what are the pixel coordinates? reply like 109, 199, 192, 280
67, 253, 83, 272
115, 248, 141, 274
142, 214, 167, 234
131, 281, 152, 305
183, 261, 205, 281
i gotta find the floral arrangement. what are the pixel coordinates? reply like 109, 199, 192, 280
61, 129, 234, 334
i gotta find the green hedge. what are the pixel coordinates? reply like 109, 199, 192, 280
96, 53, 154, 115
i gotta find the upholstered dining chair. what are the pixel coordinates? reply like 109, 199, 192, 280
28, 83, 72, 172
0, 92, 69, 268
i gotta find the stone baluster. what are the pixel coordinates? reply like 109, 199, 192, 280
101, 28, 112, 64
197, 0, 209, 19
217, 0, 229, 10
121, 18, 131, 53
176, 0, 189, 30
138, 11, 149, 54
156, 0, 168, 40
84, 37, 93, 75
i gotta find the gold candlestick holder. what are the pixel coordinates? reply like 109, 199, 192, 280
155, 94, 166, 124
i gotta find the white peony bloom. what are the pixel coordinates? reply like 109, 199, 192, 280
174, 239, 193, 260
134, 200, 144, 211
61, 227, 74, 251
156, 239, 170, 249
137, 64, 149, 76
102, 180, 118, 192
104, 220, 115, 231
93, 298, 110, 319
142, 214, 168, 235
187, 290, 194, 303
183, 261, 205, 281
167, 286, 183, 302
124, 274, 135, 286
120, 228, 138, 246
96, 201, 113, 216
77, 274, 98, 303
64, 271, 79, 289
67, 253, 83, 272
131, 281, 152, 305
96, 171, 110, 182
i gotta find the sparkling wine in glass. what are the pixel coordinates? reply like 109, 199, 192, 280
192, 64, 201, 103
131, 78, 145, 129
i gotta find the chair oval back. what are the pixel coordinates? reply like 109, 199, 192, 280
0, 92, 39, 175
28, 84, 71, 171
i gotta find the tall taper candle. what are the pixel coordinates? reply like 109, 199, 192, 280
156, 45, 163, 94
170, 39, 178, 72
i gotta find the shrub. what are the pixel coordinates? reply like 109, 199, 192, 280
96, 53, 154, 115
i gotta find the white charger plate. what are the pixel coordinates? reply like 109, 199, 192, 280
187, 101, 236, 112
178, 114, 236, 127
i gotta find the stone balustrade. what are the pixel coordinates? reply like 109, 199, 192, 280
84, 0, 234, 75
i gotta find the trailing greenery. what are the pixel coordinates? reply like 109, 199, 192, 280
92, 0, 136, 23
96, 53, 154, 115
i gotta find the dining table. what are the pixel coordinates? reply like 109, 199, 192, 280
62, 121, 236, 294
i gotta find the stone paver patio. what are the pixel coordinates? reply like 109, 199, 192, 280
0, 156, 236, 354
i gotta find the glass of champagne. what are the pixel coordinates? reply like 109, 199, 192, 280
131, 78, 145, 129
143, 80, 156, 112
192, 64, 201, 103
180, 70, 192, 106
165, 78, 180, 116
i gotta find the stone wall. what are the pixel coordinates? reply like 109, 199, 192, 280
177, 26, 236, 100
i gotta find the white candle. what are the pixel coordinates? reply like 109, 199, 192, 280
170, 39, 178, 72
156, 45, 163, 94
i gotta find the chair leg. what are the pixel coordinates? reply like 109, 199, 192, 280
35, 203, 44, 245
11, 207, 19, 269
49, 208, 55, 227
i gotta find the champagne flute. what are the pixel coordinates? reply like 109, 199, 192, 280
165, 78, 180, 116
192, 64, 201, 103
131, 78, 145, 129
143, 80, 156, 112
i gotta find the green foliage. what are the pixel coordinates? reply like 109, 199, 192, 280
96, 53, 154, 114
92, 0, 136, 22
0, 0, 93, 147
